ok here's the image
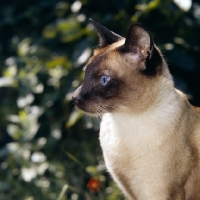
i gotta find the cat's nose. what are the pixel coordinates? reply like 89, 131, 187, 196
72, 96, 79, 103
72, 86, 82, 105
72, 95, 81, 105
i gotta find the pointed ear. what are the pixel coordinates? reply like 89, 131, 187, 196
89, 18, 122, 47
124, 23, 154, 59
124, 23, 162, 75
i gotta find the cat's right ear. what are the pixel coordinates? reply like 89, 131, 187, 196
89, 18, 122, 48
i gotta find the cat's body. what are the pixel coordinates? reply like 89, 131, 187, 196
100, 93, 200, 200
73, 19, 200, 199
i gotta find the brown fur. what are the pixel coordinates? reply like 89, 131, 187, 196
193, 106, 200, 115
73, 20, 200, 200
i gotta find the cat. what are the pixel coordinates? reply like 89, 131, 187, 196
73, 19, 200, 200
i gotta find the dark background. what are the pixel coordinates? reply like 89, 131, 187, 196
0, 0, 200, 199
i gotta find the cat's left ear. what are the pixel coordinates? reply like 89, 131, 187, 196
89, 18, 122, 47
124, 23, 162, 74
124, 23, 154, 59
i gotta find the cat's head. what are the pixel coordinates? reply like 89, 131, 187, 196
73, 19, 170, 115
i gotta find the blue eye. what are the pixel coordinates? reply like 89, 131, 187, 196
100, 75, 110, 86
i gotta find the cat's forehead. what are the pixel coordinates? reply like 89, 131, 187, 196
94, 38, 125, 56
83, 39, 125, 72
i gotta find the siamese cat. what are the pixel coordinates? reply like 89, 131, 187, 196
73, 19, 200, 200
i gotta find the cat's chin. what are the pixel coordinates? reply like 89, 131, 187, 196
82, 108, 109, 117
77, 107, 108, 117
74, 102, 115, 117
84, 112, 104, 117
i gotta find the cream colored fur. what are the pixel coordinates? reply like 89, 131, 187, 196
100, 76, 200, 200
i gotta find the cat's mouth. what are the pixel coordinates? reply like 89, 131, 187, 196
72, 86, 115, 115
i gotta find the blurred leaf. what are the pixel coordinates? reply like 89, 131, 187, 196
0, 181, 10, 192
19, 110, 27, 120
57, 19, 85, 42
56, 2, 70, 17
86, 165, 98, 176
17, 38, 32, 56
7, 124, 23, 140
46, 56, 71, 69
56, 184, 69, 200
43, 24, 57, 39
147, 0, 160, 10
66, 109, 82, 128
62, 149, 85, 169
0, 77, 16, 87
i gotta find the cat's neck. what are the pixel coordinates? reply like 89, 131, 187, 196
100, 87, 184, 148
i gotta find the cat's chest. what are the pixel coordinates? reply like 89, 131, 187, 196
98, 111, 175, 176
99, 112, 171, 198
99, 112, 162, 155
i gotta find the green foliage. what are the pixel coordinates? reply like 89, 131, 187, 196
0, 0, 200, 199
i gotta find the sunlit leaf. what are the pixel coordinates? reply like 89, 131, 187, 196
0, 77, 15, 87
46, 56, 71, 69
57, 19, 85, 42
66, 109, 82, 128
56, 184, 68, 200
173, 0, 192, 12
17, 38, 32, 56
43, 24, 57, 39
19, 110, 27, 120
7, 124, 22, 140
56, 2, 69, 17
147, 0, 160, 10
86, 165, 98, 176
